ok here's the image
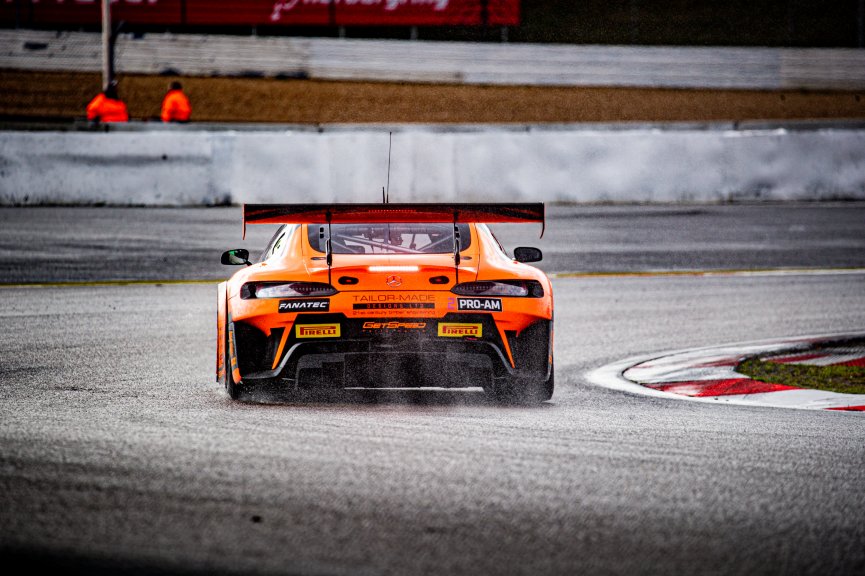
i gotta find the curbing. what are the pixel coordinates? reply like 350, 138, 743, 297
586, 332, 865, 412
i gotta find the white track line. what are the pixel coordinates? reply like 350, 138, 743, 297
551, 268, 865, 279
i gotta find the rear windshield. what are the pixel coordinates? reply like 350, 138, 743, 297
308, 223, 471, 255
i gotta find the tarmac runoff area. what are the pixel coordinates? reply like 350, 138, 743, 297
588, 334, 865, 412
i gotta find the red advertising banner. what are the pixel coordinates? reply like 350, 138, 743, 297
24, 0, 183, 27
1, 0, 520, 27
186, 1, 488, 27
185, 0, 330, 26
332, 0, 481, 26
487, 0, 519, 26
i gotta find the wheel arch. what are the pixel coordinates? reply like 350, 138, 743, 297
216, 281, 227, 386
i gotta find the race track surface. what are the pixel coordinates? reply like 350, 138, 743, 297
3, 204, 865, 283
1, 205, 864, 575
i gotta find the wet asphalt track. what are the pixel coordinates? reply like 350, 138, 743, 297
1, 204, 864, 575
2, 204, 865, 283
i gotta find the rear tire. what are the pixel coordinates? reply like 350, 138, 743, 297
226, 361, 243, 400
224, 321, 245, 400
493, 366, 554, 405
492, 321, 554, 404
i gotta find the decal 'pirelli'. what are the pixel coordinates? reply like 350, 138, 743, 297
438, 323, 483, 337
295, 324, 340, 338
279, 299, 330, 312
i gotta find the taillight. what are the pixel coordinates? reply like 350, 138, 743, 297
451, 280, 544, 298
241, 282, 338, 299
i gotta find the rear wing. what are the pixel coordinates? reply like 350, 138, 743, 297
242, 203, 545, 239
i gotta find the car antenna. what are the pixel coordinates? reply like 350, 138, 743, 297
384, 131, 392, 204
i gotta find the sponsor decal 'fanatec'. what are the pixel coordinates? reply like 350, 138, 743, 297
278, 299, 330, 312
457, 297, 502, 312
438, 323, 483, 337
363, 321, 427, 330
353, 302, 435, 310
295, 324, 340, 338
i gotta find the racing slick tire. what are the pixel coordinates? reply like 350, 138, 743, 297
492, 321, 554, 404
224, 346, 242, 400
223, 318, 247, 400
493, 367, 554, 405
225, 354, 243, 400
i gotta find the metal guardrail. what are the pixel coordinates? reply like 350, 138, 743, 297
3, 29, 865, 90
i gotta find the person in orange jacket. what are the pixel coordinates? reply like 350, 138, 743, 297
161, 81, 192, 123
86, 82, 129, 123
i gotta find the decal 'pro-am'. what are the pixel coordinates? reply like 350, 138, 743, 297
456, 297, 502, 312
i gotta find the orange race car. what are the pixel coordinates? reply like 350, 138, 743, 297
216, 203, 553, 403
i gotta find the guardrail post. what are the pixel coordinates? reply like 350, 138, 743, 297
101, 0, 111, 90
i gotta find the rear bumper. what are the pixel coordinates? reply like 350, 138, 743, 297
235, 313, 550, 387
246, 338, 508, 387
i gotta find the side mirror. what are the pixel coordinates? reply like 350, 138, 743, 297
221, 249, 251, 266
514, 247, 542, 263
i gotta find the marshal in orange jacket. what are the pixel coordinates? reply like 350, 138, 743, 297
86, 93, 128, 123
161, 88, 192, 123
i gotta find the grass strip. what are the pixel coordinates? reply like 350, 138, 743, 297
737, 356, 865, 395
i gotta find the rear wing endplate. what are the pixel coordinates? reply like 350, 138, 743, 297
242, 203, 545, 239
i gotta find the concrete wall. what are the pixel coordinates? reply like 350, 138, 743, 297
4, 29, 865, 90
2, 126, 864, 205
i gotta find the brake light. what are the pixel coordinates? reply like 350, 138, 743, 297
451, 280, 544, 298
242, 282, 338, 299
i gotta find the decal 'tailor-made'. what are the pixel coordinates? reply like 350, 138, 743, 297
353, 294, 436, 302
353, 303, 434, 310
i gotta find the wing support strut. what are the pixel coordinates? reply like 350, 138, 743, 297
325, 210, 333, 286
453, 210, 460, 286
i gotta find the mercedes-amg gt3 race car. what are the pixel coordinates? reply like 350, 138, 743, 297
217, 203, 553, 403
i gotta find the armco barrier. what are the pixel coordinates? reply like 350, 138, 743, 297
1, 125, 864, 206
